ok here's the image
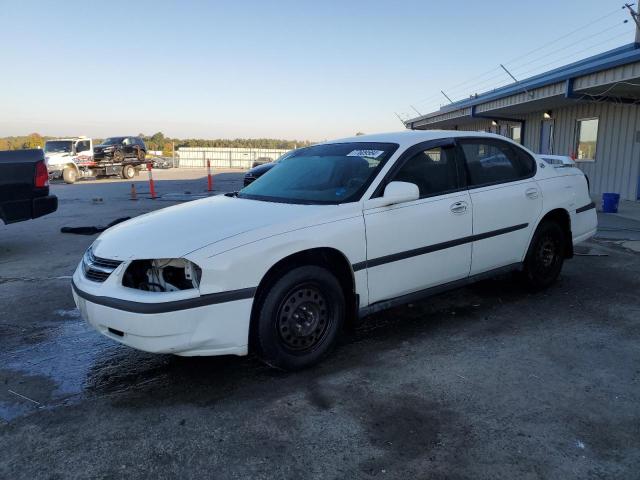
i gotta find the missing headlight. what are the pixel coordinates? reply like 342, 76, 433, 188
122, 259, 202, 292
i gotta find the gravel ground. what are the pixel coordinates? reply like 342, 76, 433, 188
0, 169, 638, 479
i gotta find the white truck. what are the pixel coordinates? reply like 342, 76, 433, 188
44, 137, 93, 184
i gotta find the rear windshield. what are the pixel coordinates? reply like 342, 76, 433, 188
238, 142, 398, 204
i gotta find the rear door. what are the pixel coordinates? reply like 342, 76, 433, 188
363, 140, 472, 304
122, 137, 134, 157
457, 138, 542, 275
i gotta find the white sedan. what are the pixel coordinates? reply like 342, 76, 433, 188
72, 131, 597, 370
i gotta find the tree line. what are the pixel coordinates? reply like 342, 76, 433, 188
0, 132, 313, 155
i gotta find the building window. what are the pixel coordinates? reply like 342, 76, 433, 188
575, 118, 599, 161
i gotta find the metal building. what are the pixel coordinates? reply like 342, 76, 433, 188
404, 43, 640, 200
177, 147, 291, 169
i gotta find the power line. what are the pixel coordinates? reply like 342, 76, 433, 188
414, 20, 628, 108
405, 5, 630, 118
502, 6, 624, 67
505, 20, 628, 72
512, 29, 632, 79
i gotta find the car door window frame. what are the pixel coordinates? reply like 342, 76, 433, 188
456, 137, 537, 190
370, 138, 466, 199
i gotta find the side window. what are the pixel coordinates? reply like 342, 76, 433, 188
391, 146, 460, 197
76, 140, 90, 153
460, 140, 533, 187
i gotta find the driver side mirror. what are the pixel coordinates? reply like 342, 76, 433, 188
365, 181, 420, 209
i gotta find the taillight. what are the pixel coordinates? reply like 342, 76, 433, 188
34, 160, 49, 188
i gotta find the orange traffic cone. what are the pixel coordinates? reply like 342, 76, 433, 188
130, 183, 138, 201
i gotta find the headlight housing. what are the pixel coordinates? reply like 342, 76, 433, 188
122, 258, 202, 292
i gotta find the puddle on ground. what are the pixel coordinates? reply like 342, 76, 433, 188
0, 310, 170, 422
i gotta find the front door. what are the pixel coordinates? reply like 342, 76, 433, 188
540, 119, 554, 154
363, 141, 472, 304
458, 138, 543, 275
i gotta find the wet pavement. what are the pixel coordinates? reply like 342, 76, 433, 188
1, 171, 639, 479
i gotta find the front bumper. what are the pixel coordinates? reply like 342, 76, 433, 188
72, 266, 253, 356
93, 151, 114, 161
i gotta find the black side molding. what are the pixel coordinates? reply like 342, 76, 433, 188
353, 223, 528, 272
72, 279, 256, 314
576, 202, 596, 214
359, 263, 522, 318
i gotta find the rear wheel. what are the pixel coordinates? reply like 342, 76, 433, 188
253, 266, 345, 370
62, 166, 78, 184
121, 164, 136, 179
522, 220, 566, 290
137, 148, 145, 162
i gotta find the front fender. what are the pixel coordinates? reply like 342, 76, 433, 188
186, 213, 369, 305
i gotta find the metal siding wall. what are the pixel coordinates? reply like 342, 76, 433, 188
176, 147, 291, 169
547, 102, 640, 200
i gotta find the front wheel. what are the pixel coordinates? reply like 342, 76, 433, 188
62, 166, 78, 184
522, 220, 566, 290
121, 164, 136, 179
253, 266, 345, 370
137, 149, 145, 162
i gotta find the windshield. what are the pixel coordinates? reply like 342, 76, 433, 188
102, 137, 125, 145
44, 140, 74, 154
238, 142, 398, 204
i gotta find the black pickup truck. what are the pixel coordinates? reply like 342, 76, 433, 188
0, 149, 58, 224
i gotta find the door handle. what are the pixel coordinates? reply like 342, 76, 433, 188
450, 201, 468, 214
525, 188, 539, 199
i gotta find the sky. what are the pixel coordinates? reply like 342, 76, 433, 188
0, 0, 633, 141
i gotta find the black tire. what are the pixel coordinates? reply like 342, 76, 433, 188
253, 265, 345, 370
62, 166, 78, 184
137, 149, 145, 162
522, 220, 566, 290
121, 164, 136, 179
113, 150, 124, 163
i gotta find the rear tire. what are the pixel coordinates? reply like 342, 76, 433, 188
121, 164, 136, 179
137, 149, 145, 162
522, 220, 566, 290
62, 167, 78, 184
253, 266, 345, 370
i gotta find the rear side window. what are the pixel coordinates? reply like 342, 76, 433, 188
391, 146, 460, 197
459, 139, 535, 187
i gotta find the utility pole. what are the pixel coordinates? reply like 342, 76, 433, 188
624, 3, 640, 43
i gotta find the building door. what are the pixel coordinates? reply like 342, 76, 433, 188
540, 119, 554, 154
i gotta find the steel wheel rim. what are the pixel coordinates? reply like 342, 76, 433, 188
537, 236, 558, 271
276, 283, 331, 352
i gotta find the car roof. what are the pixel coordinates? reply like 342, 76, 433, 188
322, 130, 516, 150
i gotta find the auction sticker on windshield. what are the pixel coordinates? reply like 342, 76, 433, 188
346, 149, 385, 158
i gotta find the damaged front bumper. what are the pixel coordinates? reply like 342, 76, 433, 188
71, 261, 254, 357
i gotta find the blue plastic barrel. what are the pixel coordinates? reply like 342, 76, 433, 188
602, 192, 620, 213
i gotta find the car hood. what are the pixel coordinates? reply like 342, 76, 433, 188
247, 162, 276, 176
91, 195, 343, 261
